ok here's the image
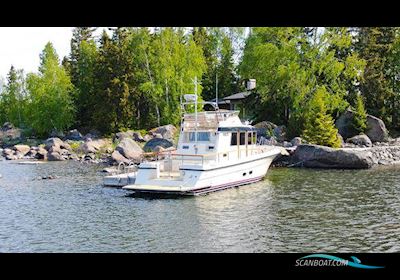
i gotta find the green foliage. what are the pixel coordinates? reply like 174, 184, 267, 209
0, 66, 27, 127
356, 27, 397, 126
26, 42, 75, 137
239, 27, 366, 138
301, 87, 341, 148
352, 94, 367, 133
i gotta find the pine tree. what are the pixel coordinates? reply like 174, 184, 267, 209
352, 93, 367, 134
355, 27, 396, 126
302, 87, 341, 148
1, 66, 26, 127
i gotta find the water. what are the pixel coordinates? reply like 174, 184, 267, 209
0, 159, 400, 252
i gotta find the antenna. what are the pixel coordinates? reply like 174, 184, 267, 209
194, 76, 198, 143
215, 72, 218, 109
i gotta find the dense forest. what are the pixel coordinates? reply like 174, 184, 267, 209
1, 27, 400, 147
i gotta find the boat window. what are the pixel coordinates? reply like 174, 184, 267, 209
231, 132, 238, 145
240, 132, 246, 145
252, 132, 257, 144
247, 132, 252, 145
188, 132, 210, 142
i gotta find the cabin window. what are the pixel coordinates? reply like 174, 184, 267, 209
247, 132, 252, 145
188, 132, 210, 142
231, 132, 238, 145
240, 132, 246, 145
252, 132, 257, 144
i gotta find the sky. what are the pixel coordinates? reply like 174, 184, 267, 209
0, 27, 75, 79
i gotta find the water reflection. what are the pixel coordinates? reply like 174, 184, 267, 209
0, 159, 399, 252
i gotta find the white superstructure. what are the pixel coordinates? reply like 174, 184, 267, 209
121, 91, 285, 196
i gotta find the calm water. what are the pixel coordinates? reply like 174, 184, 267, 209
0, 159, 400, 252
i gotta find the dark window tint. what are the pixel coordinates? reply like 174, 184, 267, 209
240, 132, 246, 145
231, 132, 237, 145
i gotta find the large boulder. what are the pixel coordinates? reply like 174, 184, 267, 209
149, 125, 177, 141
346, 134, 372, 147
13, 144, 31, 156
66, 129, 83, 141
44, 137, 71, 151
0, 122, 22, 144
115, 138, 143, 162
115, 131, 133, 141
33, 147, 48, 160
143, 138, 174, 152
291, 144, 374, 169
273, 125, 287, 142
78, 139, 107, 154
336, 109, 389, 142
111, 150, 130, 164
47, 152, 65, 161
253, 121, 277, 138
290, 137, 303, 147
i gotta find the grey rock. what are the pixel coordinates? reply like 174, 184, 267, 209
290, 137, 303, 146
66, 129, 83, 141
143, 134, 153, 142
47, 152, 65, 161
132, 132, 145, 142
44, 138, 71, 151
336, 109, 389, 142
149, 124, 177, 140
115, 138, 143, 162
273, 125, 287, 142
143, 138, 174, 152
35, 147, 48, 160
291, 144, 374, 169
346, 134, 372, 147
111, 150, 130, 164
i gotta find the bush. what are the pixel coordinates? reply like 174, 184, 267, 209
301, 88, 341, 148
352, 94, 367, 134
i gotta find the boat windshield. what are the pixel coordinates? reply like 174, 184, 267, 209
188, 132, 210, 142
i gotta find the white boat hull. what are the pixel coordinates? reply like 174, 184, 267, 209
123, 148, 281, 196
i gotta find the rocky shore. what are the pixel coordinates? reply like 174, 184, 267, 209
0, 123, 177, 167
2, 108, 400, 170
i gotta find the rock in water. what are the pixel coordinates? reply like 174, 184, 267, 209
115, 138, 143, 162
336, 109, 389, 142
143, 138, 174, 152
47, 152, 65, 161
291, 144, 374, 169
346, 134, 372, 147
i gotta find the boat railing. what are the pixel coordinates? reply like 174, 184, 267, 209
158, 146, 274, 172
